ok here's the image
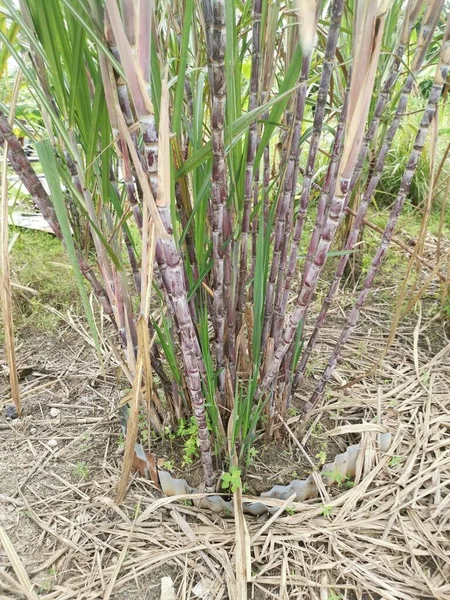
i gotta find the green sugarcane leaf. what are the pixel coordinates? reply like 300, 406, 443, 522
177, 82, 302, 179
36, 139, 101, 353
56, 166, 124, 271
59, 0, 123, 74
0, 30, 72, 148
68, 22, 86, 126
254, 43, 303, 167
0, 19, 18, 79
291, 319, 305, 371
153, 320, 181, 384
187, 258, 213, 301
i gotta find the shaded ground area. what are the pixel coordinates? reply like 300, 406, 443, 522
1, 303, 449, 598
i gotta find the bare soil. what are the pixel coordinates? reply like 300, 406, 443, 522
1, 235, 449, 599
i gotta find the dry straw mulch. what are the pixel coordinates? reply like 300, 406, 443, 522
0, 304, 449, 599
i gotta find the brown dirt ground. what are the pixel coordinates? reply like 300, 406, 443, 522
1, 237, 450, 599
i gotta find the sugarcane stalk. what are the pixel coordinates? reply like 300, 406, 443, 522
262, 52, 314, 348
236, 0, 262, 337
148, 70, 215, 487
301, 81, 350, 280
108, 1, 216, 479
266, 0, 322, 348
115, 4, 215, 482
202, 0, 228, 394
155, 85, 215, 478
308, 16, 450, 409
256, 0, 394, 398
277, 81, 350, 407
94, 1, 210, 456
275, 80, 349, 360
274, 0, 344, 343
155, 207, 215, 489
294, 0, 444, 386
251, 0, 278, 300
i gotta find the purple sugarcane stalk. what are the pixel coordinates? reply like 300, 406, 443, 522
251, 0, 278, 298
202, 0, 228, 394
149, 141, 214, 484
255, 0, 402, 399
137, 65, 212, 481
294, 1, 444, 386
277, 81, 350, 403
267, 0, 323, 347
0, 117, 59, 237
236, 0, 262, 336
308, 18, 450, 409
262, 52, 313, 347
156, 206, 215, 490
302, 81, 350, 278
275, 0, 344, 341
103, 1, 214, 485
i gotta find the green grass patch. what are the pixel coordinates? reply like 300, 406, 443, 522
1, 227, 79, 340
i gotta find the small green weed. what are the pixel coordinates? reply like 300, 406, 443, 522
315, 450, 327, 466
177, 417, 200, 467
38, 568, 57, 593
420, 370, 430, 386
73, 462, 89, 480
442, 298, 450, 320
323, 468, 348, 487
320, 505, 334, 519
164, 425, 176, 441
248, 447, 258, 463
389, 455, 405, 468
221, 466, 242, 493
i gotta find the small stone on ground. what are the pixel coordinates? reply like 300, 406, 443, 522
3, 404, 18, 420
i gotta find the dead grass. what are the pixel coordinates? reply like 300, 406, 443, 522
0, 305, 448, 599
1, 230, 449, 599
